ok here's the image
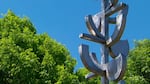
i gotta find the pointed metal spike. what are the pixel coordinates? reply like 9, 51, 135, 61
79, 33, 105, 44
85, 72, 98, 79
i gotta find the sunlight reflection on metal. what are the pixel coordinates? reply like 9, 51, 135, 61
79, 0, 129, 84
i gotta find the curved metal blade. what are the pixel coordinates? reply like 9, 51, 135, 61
79, 44, 106, 76
85, 15, 104, 38
106, 54, 127, 81
106, 4, 128, 47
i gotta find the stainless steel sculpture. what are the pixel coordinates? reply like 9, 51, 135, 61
79, 0, 129, 84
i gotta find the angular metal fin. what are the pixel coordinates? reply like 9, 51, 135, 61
109, 40, 129, 58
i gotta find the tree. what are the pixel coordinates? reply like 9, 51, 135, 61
124, 39, 150, 84
3, 10, 150, 84
0, 10, 78, 84
75, 68, 100, 84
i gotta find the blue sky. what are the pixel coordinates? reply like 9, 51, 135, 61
0, 0, 150, 70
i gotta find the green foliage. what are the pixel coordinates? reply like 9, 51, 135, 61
1, 10, 150, 84
75, 68, 100, 84
0, 10, 78, 84
124, 39, 150, 84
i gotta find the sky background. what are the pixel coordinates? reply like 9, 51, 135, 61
0, 0, 150, 70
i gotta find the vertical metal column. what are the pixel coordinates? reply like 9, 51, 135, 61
101, 0, 109, 84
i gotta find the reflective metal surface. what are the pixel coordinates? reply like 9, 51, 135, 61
79, 0, 129, 84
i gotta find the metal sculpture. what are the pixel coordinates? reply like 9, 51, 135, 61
79, 0, 129, 84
